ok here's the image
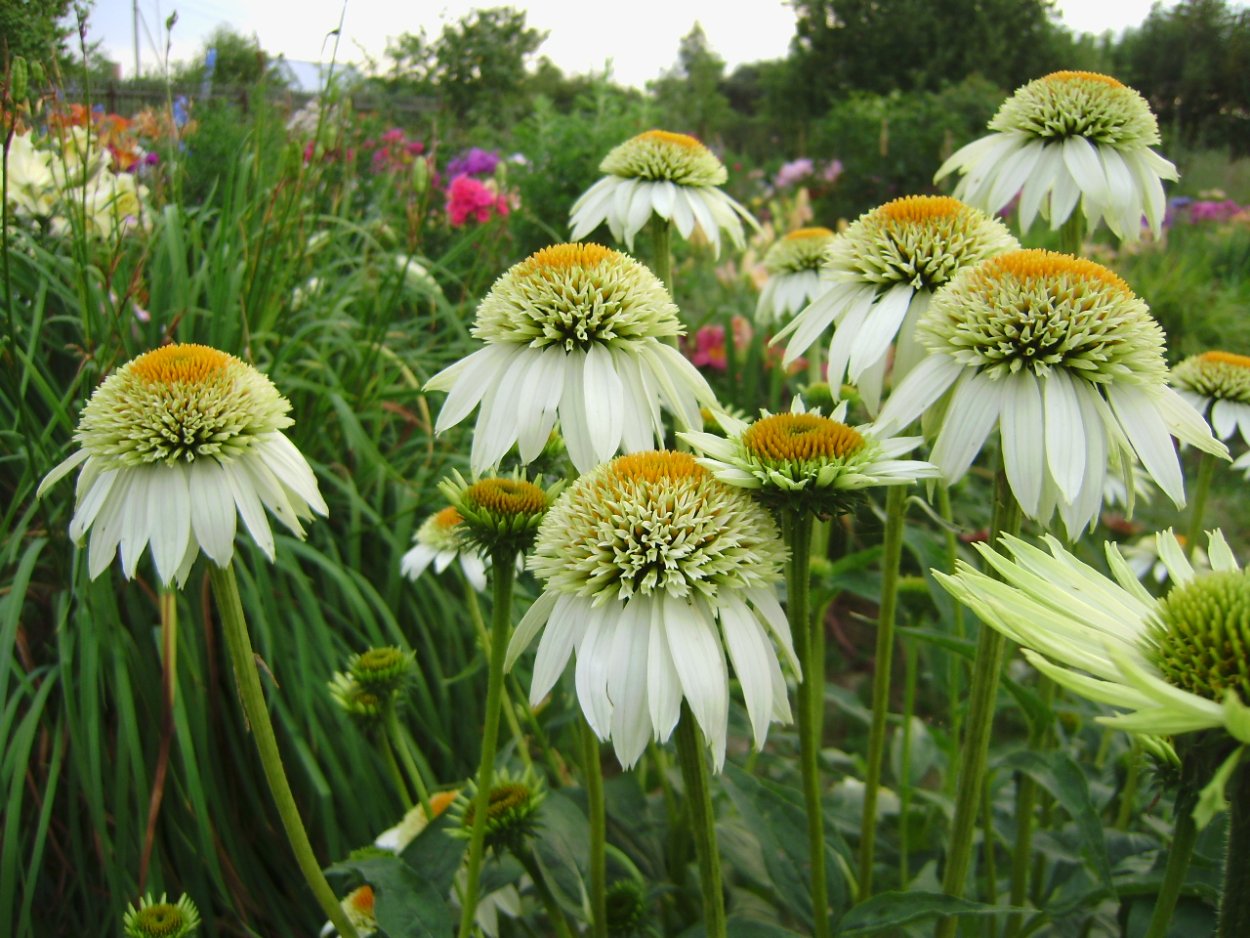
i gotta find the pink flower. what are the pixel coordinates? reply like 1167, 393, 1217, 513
683, 316, 754, 372
446, 175, 510, 227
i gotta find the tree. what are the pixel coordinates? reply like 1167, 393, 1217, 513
786, 0, 1071, 116
1, 0, 75, 68
1115, 0, 1250, 153
650, 23, 733, 140
431, 7, 546, 127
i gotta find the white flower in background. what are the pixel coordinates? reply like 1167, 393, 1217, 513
569, 130, 757, 255
39, 344, 327, 587
51, 169, 149, 239
400, 506, 488, 592
935, 530, 1250, 744
424, 243, 716, 473
754, 227, 836, 327
506, 451, 795, 770
1122, 533, 1208, 584
877, 249, 1227, 537
936, 70, 1177, 241
1171, 351, 1250, 447
680, 398, 939, 515
2, 132, 56, 216
774, 196, 1017, 411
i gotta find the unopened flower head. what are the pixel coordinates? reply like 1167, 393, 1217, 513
506, 451, 796, 770
38, 344, 327, 586
400, 506, 488, 592
349, 646, 415, 695
123, 892, 201, 938
328, 671, 389, 727
425, 244, 716, 473
1172, 351, 1250, 446
439, 470, 555, 557
569, 130, 757, 255
935, 530, 1250, 754
449, 767, 545, 854
776, 196, 1018, 410
936, 71, 1177, 241
755, 227, 836, 326
681, 398, 938, 515
605, 880, 652, 938
878, 249, 1226, 537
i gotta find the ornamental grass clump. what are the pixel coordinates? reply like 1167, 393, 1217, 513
775, 196, 1017, 411
936, 70, 1177, 241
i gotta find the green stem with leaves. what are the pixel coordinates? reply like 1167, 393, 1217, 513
208, 562, 359, 938
859, 485, 908, 898
674, 704, 726, 938
457, 548, 518, 938
1143, 760, 1202, 938
581, 722, 608, 938
783, 509, 830, 936
937, 474, 1022, 938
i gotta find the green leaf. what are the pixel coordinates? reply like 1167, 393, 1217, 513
325, 853, 454, 938
836, 890, 1024, 935
1000, 749, 1113, 888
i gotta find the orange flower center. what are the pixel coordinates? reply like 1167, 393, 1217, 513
517, 242, 616, 277
742, 413, 864, 462
876, 195, 967, 225
639, 129, 704, 149
1042, 70, 1125, 88
1199, 350, 1250, 370
785, 226, 835, 241
465, 479, 548, 516
434, 506, 464, 529
979, 249, 1132, 297
608, 450, 708, 484
129, 344, 231, 385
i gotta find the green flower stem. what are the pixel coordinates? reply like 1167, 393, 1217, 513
783, 509, 830, 937
1115, 739, 1144, 831
1059, 213, 1087, 256
208, 562, 359, 938
650, 216, 674, 298
580, 721, 608, 938
378, 727, 414, 808
937, 484, 967, 767
465, 577, 535, 771
1184, 450, 1217, 559
936, 475, 1022, 938
516, 848, 576, 938
859, 485, 908, 899
457, 548, 518, 938
1006, 675, 1056, 936
1143, 761, 1202, 938
899, 639, 919, 886
674, 703, 727, 938
1219, 760, 1250, 937
386, 708, 432, 818
139, 589, 180, 891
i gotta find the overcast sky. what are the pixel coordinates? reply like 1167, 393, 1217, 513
84, 0, 1172, 88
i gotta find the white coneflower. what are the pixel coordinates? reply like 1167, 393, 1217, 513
680, 398, 939, 516
775, 197, 1018, 411
400, 506, 488, 592
876, 250, 1227, 537
1171, 351, 1250, 446
935, 530, 1250, 744
936, 70, 1177, 241
424, 243, 716, 473
506, 451, 795, 770
38, 344, 327, 587
754, 227, 836, 327
569, 130, 757, 255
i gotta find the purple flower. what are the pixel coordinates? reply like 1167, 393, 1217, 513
773, 158, 814, 190
446, 147, 500, 180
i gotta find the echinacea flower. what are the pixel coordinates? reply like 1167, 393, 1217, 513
754, 227, 837, 327
38, 344, 328, 587
876, 250, 1226, 537
935, 530, 1250, 746
401, 506, 488, 592
680, 398, 939, 515
1171, 351, 1250, 446
936, 71, 1177, 241
424, 243, 717, 473
506, 451, 796, 770
569, 130, 757, 255
775, 197, 1018, 410
123, 892, 201, 938
448, 767, 545, 854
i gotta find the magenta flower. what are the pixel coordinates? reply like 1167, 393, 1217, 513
446, 175, 510, 227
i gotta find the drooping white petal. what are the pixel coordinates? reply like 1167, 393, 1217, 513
1106, 384, 1185, 507
717, 592, 781, 747
930, 371, 1002, 483
646, 596, 683, 743
584, 343, 626, 464
1000, 371, 1044, 516
189, 458, 237, 565
608, 598, 654, 768
663, 595, 729, 769
505, 589, 560, 672
529, 593, 588, 703
575, 602, 619, 738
